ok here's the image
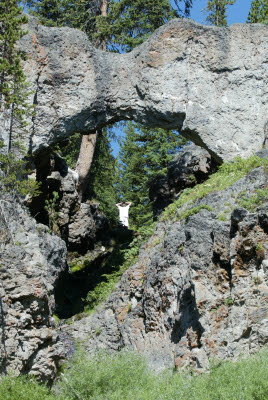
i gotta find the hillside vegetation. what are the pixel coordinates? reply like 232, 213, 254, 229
0, 350, 267, 400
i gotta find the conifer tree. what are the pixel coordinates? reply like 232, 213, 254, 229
96, 0, 178, 52
247, 0, 268, 23
25, 0, 64, 26
202, 0, 236, 26
0, 0, 30, 152
60, 128, 118, 223
118, 123, 186, 228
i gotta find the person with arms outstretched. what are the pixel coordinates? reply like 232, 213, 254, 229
115, 202, 132, 228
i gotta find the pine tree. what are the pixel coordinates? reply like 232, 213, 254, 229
202, 0, 236, 26
25, 0, 105, 42
88, 129, 118, 223
247, 0, 268, 23
0, 0, 30, 152
25, 0, 64, 26
118, 123, 186, 228
96, 0, 178, 52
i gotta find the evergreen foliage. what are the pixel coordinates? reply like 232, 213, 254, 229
25, 0, 65, 26
26, 0, 191, 229
25, 1, 194, 48
59, 132, 81, 170
88, 129, 118, 223
202, 0, 236, 26
247, 0, 268, 23
0, 0, 31, 152
97, 0, 179, 52
60, 129, 118, 222
0, 141, 41, 198
25, 0, 102, 41
117, 123, 186, 228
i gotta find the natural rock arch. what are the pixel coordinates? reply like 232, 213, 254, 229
0, 16, 267, 162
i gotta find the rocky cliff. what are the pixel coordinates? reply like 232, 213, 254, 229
0, 14, 268, 384
65, 159, 268, 371
0, 194, 66, 383
0, 17, 267, 161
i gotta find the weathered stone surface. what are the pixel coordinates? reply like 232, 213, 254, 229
0, 194, 66, 383
29, 151, 108, 252
64, 165, 268, 371
0, 17, 267, 161
149, 143, 217, 219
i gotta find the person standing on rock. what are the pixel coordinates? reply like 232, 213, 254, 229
115, 202, 132, 228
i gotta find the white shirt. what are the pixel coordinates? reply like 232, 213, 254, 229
118, 205, 130, 226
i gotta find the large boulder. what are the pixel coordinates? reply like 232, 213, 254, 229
0, 17, 267, 161
149, 143, 217, 219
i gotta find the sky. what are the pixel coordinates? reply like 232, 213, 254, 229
177, 0, 253, 25
111, 0, 253, 157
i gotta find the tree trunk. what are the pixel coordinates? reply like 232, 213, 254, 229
8, 102, 14, 153
76, 131, 98, 199
75, 0, 109, 199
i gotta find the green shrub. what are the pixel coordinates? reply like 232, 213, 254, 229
1, 350, 267, 400
0, 375, 54, 400
56, 349, 268, 400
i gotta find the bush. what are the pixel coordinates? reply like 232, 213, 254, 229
1, 350, 267, 400
0, 375, 55, 400
56, 349, 268, 400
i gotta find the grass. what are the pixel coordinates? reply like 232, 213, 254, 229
238, 187, 268, 212
161, 155, 267, 221
179, 204, 214, 222
2, 350, 267, 400
0, 375, 55, 400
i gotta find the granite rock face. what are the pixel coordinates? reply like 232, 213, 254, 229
149, 144, 217, 219
0, 17, 267, 161
65, 165, 268, 371
0, 194, 66, 383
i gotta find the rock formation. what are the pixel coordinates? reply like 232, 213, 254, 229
0, 194, 66, 383
0, 17, 267, 161
65, 162, 268, 371
149, 144, 218, 219
29, 150, 109, 252
0, 14, 267, 384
